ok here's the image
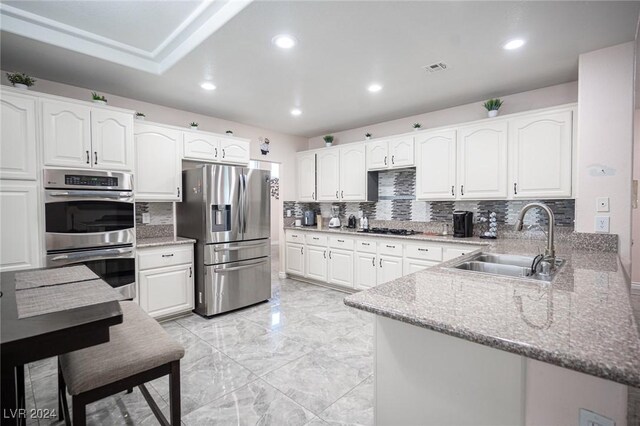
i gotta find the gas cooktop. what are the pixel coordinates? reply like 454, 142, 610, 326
357, 228, 417, 236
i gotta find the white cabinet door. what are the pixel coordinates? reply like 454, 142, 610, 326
316, 149, 340, 201
403, 258, 438, 275
285, 243, 305, 275
0, 181, 40, 271
305, 245, 327, 281
134, 124, 181, 201
355, 252, 377, 290
139, 264, 194, 318
509, 110, 573, 198
340, 144, 367, 201
183, 131, 220, 161
389, 136, 414, 168
442, 247, 472, 261
328, 248, 353, 287
297, 152, 316, 201
457, 121, 508, 199
366, 140, 389, 170
42, 99, 92, 168
378, 254, 403, 285
91, 109, 133, 171
415, 129, 457, 200
219, 137, 250, 165
1, 92, 37, 180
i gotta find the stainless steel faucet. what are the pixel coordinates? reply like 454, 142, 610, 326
514, 202, 556, 270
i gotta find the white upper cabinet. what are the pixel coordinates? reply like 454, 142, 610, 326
415, 129, 457, 200
340, 144, 367, 201
183, 131, 219, 161
1, 92, 37, 180
317, 149, 340, 201
42, 99, 92, 168
90, 109, 133, 171
134, 123, 182, 201
457, 121, 508, 199
389, 136, 414, 168
366, 140, 389, 170
297, 151, 316, 201
509, 110, 573, 198
219, 137, 250, 165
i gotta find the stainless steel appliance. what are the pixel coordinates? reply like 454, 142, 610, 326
453, 211, 474, 238
347, 215, 357, 228
177, 164, 271, 317
43, 169, 136, 298
303, 210, 316, 226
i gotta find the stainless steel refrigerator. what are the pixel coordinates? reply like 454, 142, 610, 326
177, 164, 271, 317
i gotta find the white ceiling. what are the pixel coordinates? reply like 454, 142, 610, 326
1, 1, 639, 137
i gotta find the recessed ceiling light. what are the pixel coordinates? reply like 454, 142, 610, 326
503, 39, 525, 50
200, 82, 216, 90
272, 34, 297, 49
368, 83, 383, 93
290, 108, 302, 116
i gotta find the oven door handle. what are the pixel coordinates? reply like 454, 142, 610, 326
213, 259, 268, 273
47, 190, 133, 200
49, 247, 134, 262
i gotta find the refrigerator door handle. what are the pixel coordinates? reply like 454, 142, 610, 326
213, 242, 269, 252
213, 258, 268, 273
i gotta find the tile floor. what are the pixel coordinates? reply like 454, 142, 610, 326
25, 249, 375, 425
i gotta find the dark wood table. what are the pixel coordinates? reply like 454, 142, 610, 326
1, 269, 123, 425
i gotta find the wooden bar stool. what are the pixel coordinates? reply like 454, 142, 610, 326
57, 301, 184, 426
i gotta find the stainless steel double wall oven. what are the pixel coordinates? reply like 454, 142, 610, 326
43, 169, 136, 298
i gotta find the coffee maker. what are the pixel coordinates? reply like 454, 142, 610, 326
453, 211, 474, 238
303, 210, 316, 226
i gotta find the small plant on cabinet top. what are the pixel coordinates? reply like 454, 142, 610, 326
323, 135, 334, 146
6, 72, 35, 88
483, 98, 503, 117
226, 130, 234, 135
91, 92, 107, 103
190, 122, 198, 128
365, 133, 372, 140
135, 112, 145, 120
412, 123, 422, 130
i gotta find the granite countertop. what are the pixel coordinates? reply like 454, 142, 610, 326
136, 236, 197, 248
344, 238, 640, 387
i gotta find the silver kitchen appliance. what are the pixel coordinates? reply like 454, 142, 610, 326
177, 164, 271, 317
43, 169, 136, 299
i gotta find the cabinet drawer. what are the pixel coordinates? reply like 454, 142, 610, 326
138, 245, 193, 270
378, 241, 403, 256
443, 247, 473, 261
286, 231, 305, 243
356, 239, 376, 254
306, 234, 327, 246
405, 244, 443, 262
329, 236, 354, 250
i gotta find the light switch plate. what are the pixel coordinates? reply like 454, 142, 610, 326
596, 197, 610, 212
142, 212, 151, 224
595, 216, 610, 233
579, 408, 614, 426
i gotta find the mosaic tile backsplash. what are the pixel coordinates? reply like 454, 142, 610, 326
284, 169, 575, 228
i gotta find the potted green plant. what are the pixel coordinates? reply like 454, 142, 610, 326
323, 135, 334, 147
190, 122, 198, 130
412, 123, 422, 131
483, 98, 503, 117
226, 130, 234, 136
135, 112, 145, 121
91, 92, 107, 105
365, 132, 372, 140
6, 72, 36, 90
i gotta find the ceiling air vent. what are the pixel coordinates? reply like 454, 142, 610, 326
424, 62, 448, 73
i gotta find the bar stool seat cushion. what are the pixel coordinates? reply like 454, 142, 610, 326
59, 301, 184, 395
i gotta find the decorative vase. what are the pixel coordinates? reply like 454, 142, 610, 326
191, 125, 198, 130
488, 110, 499, 118
13, 83, 28, 90
93, 100, 106, 105
325, 142, 332, 148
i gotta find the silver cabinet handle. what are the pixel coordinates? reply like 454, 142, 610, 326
301, 247, 304, 255
418, 248, 429, 252
215, 147, 218, 158
177, 187, 181, 198
335, 190, 339, 199
213, 259, 268, 273
312, 237, 319, 240
337, 239, 345, 243
384, 156, 387, 166
341, 190, 344, 199
189, 267, 193, 277
324, 250, 326, 259
460, 185, 464, 196
312, 191, 315, 200
214, 242, 268, 251
386, 245, 395, 248
391, 155, 395, 165
379, 258, 382, 268
222, 148, 226, 158
94, 151, 98, 165
362, 242, 370, 246
514, 183, 518, 195
162, 254, 174, 258
86, 150, 90, 164
329, 251, 332, 259
372, 256, 375, 267
451, 186, 455, 196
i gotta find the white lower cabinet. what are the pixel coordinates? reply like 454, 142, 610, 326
443, 247, 473, 261
403, 258, 438, 275
305, 244, 327, 281
286, 243, 305, 276
0, 181, 41, 271
355, 252, 377, 290
378, 255, 403, 285
137, 244, 194, 319
328, 248, 354, 287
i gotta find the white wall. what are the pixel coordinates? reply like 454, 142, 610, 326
575, 42, 635, 274
1, 74, 308, 272
308, 82, 578, 148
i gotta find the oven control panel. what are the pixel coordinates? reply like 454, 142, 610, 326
65, 174, 118, 187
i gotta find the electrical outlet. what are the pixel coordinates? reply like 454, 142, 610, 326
286, 210, 292, 217
595, 216, 610, 233
596, 197, 610, 212
579, 408, 614, 426
142, 212, 151, 224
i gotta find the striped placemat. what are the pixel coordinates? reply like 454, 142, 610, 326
15, 265, 99, 290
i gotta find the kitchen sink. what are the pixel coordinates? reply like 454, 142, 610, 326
449, 252, 565, 282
